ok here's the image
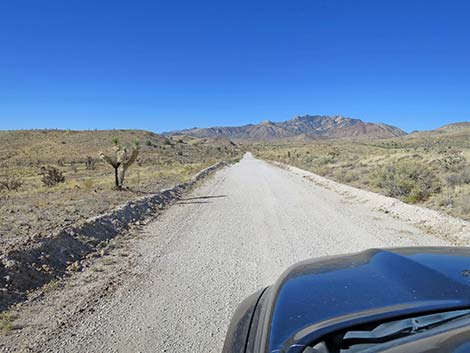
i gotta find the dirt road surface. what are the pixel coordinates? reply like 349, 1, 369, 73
17, 153, 449, 352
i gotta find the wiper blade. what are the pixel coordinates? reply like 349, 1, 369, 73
342, 309, 470, 347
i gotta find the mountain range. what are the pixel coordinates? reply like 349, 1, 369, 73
167, 115, 406, 141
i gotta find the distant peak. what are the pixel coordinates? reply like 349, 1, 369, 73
293, 114, 337, 121
260, 120, 274, 125
292, 115, 319, 121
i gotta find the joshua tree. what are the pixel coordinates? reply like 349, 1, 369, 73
99, 138, 140, 190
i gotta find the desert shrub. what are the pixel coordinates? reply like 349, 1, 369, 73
0, 174, 23, 191
314, 166, 330, 176
446, 168, 470, 188
456, 195, 470, 216
0, 313, 14, 334
421, 138, 435, 151
84, 156, 96, 170
438, 153, 466, 172
344, 171, 359, 183
372, 161, 440, 203
336, 170, 359, 183
304, 156, 314, 164
327, 147, 340, 160
436, 193, 454, 208
39, 166, 65, 187
317, 156, 335, 165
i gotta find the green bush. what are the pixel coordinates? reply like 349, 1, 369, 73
372, 161, 440, 203
317, 156, 335, 166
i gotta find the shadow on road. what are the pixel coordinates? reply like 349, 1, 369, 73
180, 195, 227, 201
176, 195, 227, 205
177, 201, 213, 205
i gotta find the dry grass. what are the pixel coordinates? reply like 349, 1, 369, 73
253, 128, 470, 221
0, 312, 14, 334
0, 130, 242, 249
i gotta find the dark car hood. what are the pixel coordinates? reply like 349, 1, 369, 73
266, 247, 470, 352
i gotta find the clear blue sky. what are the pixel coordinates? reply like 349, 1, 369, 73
1, 0, 470, 132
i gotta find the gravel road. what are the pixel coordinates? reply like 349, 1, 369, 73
37, 153, 448, 352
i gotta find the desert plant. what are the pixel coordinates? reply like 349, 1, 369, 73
317, 156, 335, 165
0, 313, 14, 334
84, 156, 96, 170
327, 147, 340, 160
455, 195, 470, 217
372, 161, 440, 203
446, 168, 470, 188
0, 174, 23, 191
99, 139, 140, 190
439, 153, 466, 172
436, 193, 454, 208
39, 166, 65, 187
421, 138, 435, 151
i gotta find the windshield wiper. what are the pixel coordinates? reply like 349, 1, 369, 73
341, 309, 470, 348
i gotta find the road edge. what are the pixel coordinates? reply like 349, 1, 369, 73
265, 159, 470, 247
0, 160, 230, 311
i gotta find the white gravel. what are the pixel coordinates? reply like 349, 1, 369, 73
31, 153, 450, 352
